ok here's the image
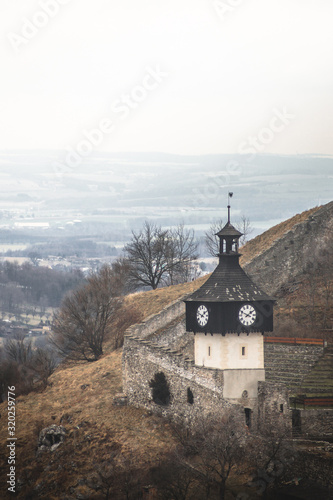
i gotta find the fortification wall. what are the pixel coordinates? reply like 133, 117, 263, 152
264, 342, 324, 386
122, 296, 330, 435
124, 295, 188, 340
122, 334, 231, 423
301, 409, 333, 440
258, 381, 292, 428
122, 295, 260, 424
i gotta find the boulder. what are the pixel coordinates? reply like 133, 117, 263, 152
38, 424, 66, 452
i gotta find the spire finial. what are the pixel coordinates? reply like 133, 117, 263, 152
227, 192, 233, 224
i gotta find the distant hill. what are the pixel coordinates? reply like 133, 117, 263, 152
0, 150, 332, 239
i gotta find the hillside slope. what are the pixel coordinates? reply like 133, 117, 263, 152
1, 202, 332, 498
240, 205, 322, 267
0, 281, 213, 500
243, 201, 333, 297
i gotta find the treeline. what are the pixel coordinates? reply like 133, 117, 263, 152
4, 238, 118, 259
0, 336, 57, 400
0, 261, 85, 315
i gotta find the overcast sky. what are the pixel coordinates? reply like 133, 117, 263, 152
1, 0, 333, 156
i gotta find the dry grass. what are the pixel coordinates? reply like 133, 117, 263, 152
123, 275, 208, 319
0, 349, 177, 499
0, 279, 211, 499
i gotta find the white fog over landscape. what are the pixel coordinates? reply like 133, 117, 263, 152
0, 151, 331, 244
0, 1, 332, 256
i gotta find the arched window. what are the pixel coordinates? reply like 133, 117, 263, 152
149, 372, 170, 406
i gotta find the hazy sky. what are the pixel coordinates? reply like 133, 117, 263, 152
1, 0, 333, 155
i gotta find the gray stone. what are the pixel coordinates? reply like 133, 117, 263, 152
38, 425, 66, 452
112, 393, 128, 406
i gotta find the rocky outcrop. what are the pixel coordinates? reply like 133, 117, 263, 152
244, 201, 333, 296
38, 425, 66, 453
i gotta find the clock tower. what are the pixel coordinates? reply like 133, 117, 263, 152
184, 202, 275, 399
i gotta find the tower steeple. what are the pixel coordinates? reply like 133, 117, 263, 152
184, 192, 274, 398
216, 194, 243, 263
216, 223, 243, 261
227, 191, 232, 224
185, 192, 275, 337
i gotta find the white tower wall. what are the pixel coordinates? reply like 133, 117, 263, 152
194, 331, 264, 370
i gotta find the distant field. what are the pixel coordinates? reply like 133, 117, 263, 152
0, 257, 30, 265
0, 244, 29, 252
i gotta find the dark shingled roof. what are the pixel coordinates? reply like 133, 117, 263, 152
216, 222, 243, 237
186, 256, 272, 303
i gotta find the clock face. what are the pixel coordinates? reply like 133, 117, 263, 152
197, 305, 209, 327
239, 304, 257, 326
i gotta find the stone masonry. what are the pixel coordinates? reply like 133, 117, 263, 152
122, 294, 331, 433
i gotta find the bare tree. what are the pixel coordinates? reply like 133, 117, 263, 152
173, 409, 249, 500
248, 419, 296, 499
167, 224, 198, 285
195, 412, 248, 500
205, 216, 253, 257
112, 302, 143, 349
51, 266, 120, 362
125, 222, 197, 290
88, 451, 144, 500
30, 347, 58, 388
108, 257, 133, 295
205, 219, 224, 258
236, 215, 254, 246
152, 451, 199, 500
5, 333, 32, 364
3, 335, 57, 393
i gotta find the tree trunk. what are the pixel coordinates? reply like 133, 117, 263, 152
219, 479, 226, 500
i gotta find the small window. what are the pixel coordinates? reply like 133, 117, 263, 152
280, 404, 284, 414
187, 388, 194, 405
208, 346, 211, 357
240, 345, 248, 359
245, 408, 251, 428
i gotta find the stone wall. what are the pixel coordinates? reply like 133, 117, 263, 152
122, 334, 233, 424
264, 342, 324, 388
122, 294, 263, 425
125, 295, 188, 340
122, 295, 331, 437
244, 201, 333, 296
300, 409, 333, 440
257, 381, 291, 429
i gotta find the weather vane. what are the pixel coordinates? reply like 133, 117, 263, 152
227, 192, 233, 223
